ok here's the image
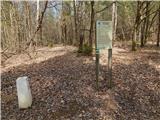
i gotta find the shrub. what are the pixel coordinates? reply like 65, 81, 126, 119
48, 42, 54, 48
82, 44, 92, 55
77, 47, 83, 53
132, 40, 137, 51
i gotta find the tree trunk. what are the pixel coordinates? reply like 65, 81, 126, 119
25, 1, 48, 51
89, 1, 94, 49
39, 2, 43, 43
112, 0, 117, 43
64, 24, 67, 45
70, 17, 74, 45
139, 2, 151, 47
140, 15, 146, 47
24, 1, 32, 45
144, 2, 150, 45
132, 1, 142, 51
36, 0, 40, 46
73, 0, 78, 45
79, 31, 84, 52
9, 2, 16, 51
140, 23, 145, 47
157, 4, 160, 47
40, 27, 42, 42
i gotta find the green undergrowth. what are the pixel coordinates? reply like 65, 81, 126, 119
77, 44, 92, 56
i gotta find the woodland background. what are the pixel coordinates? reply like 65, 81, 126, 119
1, 1, 160, 119
1, 0, 160, 60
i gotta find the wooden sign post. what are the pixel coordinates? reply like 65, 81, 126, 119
95, 49, 99, 89
95, 21, 112, 89
108, 48, 112, 88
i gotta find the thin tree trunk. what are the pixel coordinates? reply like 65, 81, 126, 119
121, 26, 127, 47
73, 0, 78, 45
112, 0, 117, 43
2, 7, 9, 49
132, 1, 141, 51
140, 16, 146, 47
27, 1, 48, 48
40, 27, 42, 42
89, 1, 94, 49
140, 2, 146, 47
79, 30, 84, 52
157, 4, 160, 47
70, 17, 73, 45
36, 0, 40, 46
15, 3, 21, 53
144, 2, 150, 45
28, 3, 32, 42
64, 24, 67, 45
9, 3, 13, 49
39, 2, 42, 43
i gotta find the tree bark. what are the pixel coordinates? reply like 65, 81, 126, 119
157, 4, 160, 47
36, 0, 40, 46
112, 0, 117, 43
9, 2, 15, 51
73, 0, 78, 45
64, 24, 67, 45
144, 2, 150, 45
140, 3, 146, 47
89, 1, 94, 49
132, 1, 142, 51
27, 1, 48, 48
79, 31, 84, 52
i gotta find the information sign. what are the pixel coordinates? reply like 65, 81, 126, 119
96, 21, 112, 49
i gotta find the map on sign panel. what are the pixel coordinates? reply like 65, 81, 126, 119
96, 21, 112, 49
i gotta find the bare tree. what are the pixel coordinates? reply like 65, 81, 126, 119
140, 1, 151, 47
112, 0, 117, 43
28, 1, 48, 48
132, 1, 143, 51
89, 1, 94, 49
73, 0, 78, 45
157, 4, 160, 47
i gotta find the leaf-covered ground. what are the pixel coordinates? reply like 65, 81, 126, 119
1, 45, 160, 120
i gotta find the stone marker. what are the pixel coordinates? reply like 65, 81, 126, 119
16, 76, 32, 109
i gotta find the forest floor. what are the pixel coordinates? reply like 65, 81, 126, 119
1, 45, 160, 120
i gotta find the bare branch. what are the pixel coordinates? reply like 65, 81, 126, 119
139, 9, 159, 25
95, 2, 115, 14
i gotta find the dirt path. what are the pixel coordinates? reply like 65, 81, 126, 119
1, 46, 160, 120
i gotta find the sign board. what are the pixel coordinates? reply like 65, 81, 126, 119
96, 21, 112, 49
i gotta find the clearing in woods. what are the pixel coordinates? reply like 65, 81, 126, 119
1, 45, 160, 120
